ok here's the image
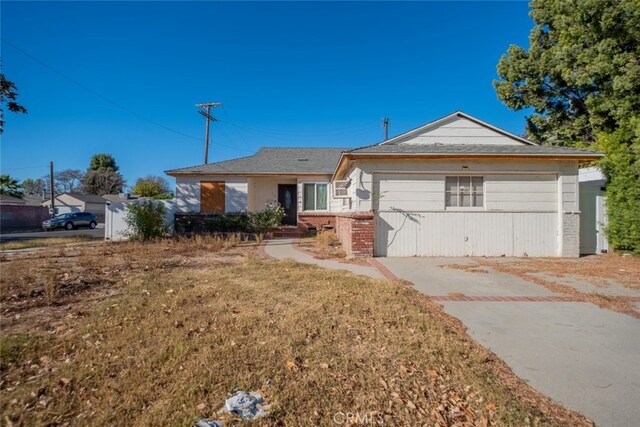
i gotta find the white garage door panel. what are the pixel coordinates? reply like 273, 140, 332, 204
375, 211, 557, 257
373, 173, 559, 257
374, 173, 444, 211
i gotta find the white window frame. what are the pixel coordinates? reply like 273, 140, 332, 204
303, 182, 329, 211
445, 176, 484, 209
333, 180, 351, 199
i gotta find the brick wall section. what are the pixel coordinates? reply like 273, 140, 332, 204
297, 213, 336, 233
561, 212, 580, 258
328, 211, 375, 258
0, 205, 50, 231
349, 212, 375, 258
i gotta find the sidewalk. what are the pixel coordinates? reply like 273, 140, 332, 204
263, 238, 384, 280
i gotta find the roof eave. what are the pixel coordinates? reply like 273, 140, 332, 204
165, 171, 334, 177
347, 151, 603, 161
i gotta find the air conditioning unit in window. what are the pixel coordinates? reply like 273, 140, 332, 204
333, 179, 351, 198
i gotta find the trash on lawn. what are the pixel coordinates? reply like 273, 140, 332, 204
225, 390, 268, 420
193, 419, 221, 427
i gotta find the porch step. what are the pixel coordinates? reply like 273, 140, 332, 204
272, 226, 301, 238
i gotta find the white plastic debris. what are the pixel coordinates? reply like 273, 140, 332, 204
193, 419, 221, 427
224, 390, 268, 420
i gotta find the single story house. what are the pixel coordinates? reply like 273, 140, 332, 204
42, 193, 107, 222
166, 111, 602, 258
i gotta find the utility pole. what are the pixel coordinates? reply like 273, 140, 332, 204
49, 161, 55, 217
383, 117, 390, 141
196, 102, 223, 164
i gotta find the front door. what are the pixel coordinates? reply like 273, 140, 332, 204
278, 184, 297, 225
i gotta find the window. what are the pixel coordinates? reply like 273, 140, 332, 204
303, 183, 328, 211
445, 176, 483, 208
200, 181, 225, 213
333, 180, 351, 198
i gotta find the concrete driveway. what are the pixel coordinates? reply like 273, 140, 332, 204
378, 257, 640, 427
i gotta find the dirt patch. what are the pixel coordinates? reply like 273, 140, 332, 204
1, 239, 592, 426
442, 263, 490, 274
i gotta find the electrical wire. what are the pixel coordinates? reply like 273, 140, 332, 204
2, 38, 202, 141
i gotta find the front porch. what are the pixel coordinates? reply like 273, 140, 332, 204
247, 176, 298, 225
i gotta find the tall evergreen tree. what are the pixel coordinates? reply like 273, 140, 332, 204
494, 0, 640, 252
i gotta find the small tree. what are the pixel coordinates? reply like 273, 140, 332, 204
82, 169, 125, 195
82, 153, 125, 195
132, 175, 170, 198
124, 200, 169, 240
55, 169, 84, 193
21, 178, 45, 196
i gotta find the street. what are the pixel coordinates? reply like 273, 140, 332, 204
0, 225, 104, 243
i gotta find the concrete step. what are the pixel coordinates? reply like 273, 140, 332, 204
272, 226, 301, 238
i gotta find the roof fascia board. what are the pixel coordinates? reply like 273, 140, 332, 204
345, 152, 602, 161
166, 172, 333, 177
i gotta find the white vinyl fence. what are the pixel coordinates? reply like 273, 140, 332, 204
105, 199, 176, 241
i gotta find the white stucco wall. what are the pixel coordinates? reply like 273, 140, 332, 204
175, 176, 248, 213
247, 177, 297, 212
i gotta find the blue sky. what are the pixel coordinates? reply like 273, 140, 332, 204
1, 1, 532, 188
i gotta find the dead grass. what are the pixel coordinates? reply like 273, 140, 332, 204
471, 254, 640, 318
298, 232, 368, 265
0, 239, 592, 426
0, 236, 100, 251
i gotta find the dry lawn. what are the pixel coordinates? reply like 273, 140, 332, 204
298, 232, 368, 265
1, 238, 591, 426
0, 236, 100, 251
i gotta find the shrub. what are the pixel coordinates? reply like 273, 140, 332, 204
248, 205, 285, 234
317, 230, 340, 247
124, 200, 169, 240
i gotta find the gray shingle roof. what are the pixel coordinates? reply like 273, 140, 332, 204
346, 143, 603, 157
166, 147, 348, 175
64, 193, 109, 203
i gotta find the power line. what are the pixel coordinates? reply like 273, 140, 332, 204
0, 164, 50, 171
2, 38, 201, 141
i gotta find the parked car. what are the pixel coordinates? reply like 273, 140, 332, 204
42, 212, 98, 231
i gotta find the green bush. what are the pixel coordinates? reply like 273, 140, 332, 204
598, 121, 640, 253
248, 205, 285, 234
124, 200, 169, 240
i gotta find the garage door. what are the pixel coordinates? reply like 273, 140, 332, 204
373, 173, 558, 257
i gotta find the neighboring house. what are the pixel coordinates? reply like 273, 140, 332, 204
0, 195, 27, 206
579, 167, 608, 254
22, 195, 49, 207
42, 193, 107, 222
166, 111, 602, 258
102, 193, 140, 203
